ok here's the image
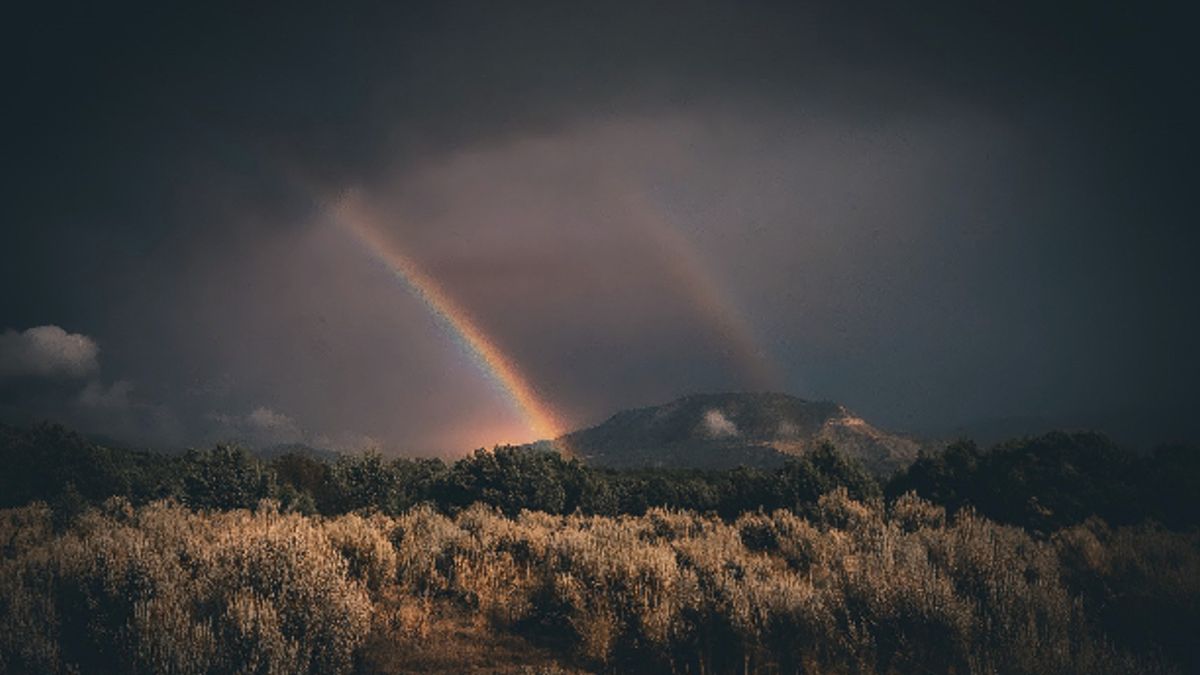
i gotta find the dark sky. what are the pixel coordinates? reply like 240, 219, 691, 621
2, 1, 1197, 454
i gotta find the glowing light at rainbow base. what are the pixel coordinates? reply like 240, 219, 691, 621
331, 195, 569, 452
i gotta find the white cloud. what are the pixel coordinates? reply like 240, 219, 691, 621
209, 406, 304, 446
702, 408, 738, 438
0, 325, 99, 378
246, 406, 302, 437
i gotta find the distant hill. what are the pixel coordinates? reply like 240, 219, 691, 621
254, 442, 342, 463
558, 392, 924, 476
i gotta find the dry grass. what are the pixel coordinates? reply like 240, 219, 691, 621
0, 498, 372, 674
1, 492, 1192, 674
360, 601, 583, 674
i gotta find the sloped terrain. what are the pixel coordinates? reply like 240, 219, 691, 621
561, 392, 922, 476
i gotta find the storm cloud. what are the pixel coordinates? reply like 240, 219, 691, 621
1, 1, 1196, 453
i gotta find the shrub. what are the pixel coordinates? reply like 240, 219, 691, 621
0, 501, 371, 674
2, 492, 1192, 674
1055, 520, 1200, 673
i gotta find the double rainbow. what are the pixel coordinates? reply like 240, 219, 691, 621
333, 189, 778, 451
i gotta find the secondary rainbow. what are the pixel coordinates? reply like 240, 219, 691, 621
621, 189, 781, 391
332, 196, 567, 447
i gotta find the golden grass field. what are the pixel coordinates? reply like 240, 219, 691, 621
2, 490, 1196, 674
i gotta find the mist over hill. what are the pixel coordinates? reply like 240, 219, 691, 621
558, 392, 923, 476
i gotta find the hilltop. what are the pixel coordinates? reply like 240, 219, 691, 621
558, 392, 923, 476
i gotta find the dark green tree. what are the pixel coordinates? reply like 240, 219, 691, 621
181, 444, 274, 510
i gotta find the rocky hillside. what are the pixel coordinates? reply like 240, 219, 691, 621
559, 392, 923, 476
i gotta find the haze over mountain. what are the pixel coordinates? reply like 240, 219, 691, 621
558, 392, 922, 476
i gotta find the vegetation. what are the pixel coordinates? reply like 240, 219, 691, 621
888, 432, 1200, 532
2, 424, 1196, 535
3, 494, 1194, 673
0, 500, 371, 674
0, 422, 1197, 673
0, 424, 885, 522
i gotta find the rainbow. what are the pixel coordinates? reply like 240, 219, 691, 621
330, 186, 780, 453
332, 196, 567, 447
621, 190, 780, 391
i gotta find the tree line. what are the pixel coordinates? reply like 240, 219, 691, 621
1, 422, 1196, 533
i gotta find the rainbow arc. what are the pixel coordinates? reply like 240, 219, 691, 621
333, 197, 566, 447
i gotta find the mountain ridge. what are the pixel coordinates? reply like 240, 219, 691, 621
555, 392, 923, 476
